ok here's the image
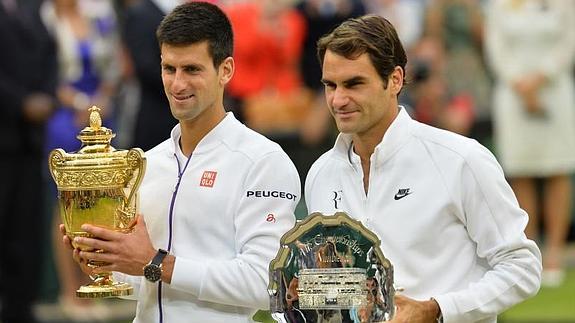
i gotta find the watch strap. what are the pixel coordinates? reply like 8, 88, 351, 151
150, 248, 168, 266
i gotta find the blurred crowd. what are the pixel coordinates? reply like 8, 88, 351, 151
1, 0, 574, 322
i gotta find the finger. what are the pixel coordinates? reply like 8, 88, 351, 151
73, 248, 87, 264
59, 223, 67, 235
394, 294, 408, 306
92, 264, 116, 274
134, 214, 147, 232
73, 250, 94, 276
62, 235, 74, 250
81, 224, 123, 241
74, 236, 113, 252
79, 250, 116, 264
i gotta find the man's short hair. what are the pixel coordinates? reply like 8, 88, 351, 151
317, 14, 407, 87
156, 1, 233, 68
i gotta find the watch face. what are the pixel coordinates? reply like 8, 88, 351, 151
144, 264, 162, 282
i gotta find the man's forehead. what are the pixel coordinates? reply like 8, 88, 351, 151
160, 41, 210, 56
322, 51, 375, 79
160, 42, 212, 65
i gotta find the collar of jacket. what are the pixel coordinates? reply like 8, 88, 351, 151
332, 106, 413, 168
164, 112, 236, 158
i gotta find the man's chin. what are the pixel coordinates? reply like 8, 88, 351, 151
169, 106, 191, 119
335, 123, 356, 134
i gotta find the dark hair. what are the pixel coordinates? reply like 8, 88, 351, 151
156, 2, 233, 68
317, 14, 407, 87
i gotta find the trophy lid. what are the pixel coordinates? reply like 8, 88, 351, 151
77, 106, 116, 151
48, 105, 146, 192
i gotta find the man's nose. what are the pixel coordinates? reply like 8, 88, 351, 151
170, 70, 187, 92
332, 87, 349, 108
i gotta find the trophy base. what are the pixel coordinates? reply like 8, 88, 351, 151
76, 281, 133, 298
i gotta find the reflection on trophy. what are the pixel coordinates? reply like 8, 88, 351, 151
269, 212, 395, 322
48, 106, 146, 298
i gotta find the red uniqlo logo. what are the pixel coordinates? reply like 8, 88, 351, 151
200, 171, 217, 187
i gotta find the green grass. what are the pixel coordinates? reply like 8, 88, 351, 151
499, 268, 575, 322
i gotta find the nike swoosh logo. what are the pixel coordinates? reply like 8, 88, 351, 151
394, 192, 411, 200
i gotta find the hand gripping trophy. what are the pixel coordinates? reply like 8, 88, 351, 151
48, 106, 146, 298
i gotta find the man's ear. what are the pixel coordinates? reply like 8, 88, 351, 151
389, 66, 404, 95
219, 57, 234, 86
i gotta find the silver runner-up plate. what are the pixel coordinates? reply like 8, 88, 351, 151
269, 212, 395, 322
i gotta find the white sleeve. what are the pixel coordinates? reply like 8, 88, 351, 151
168, 151, 300, 309
433, 144, 542, 323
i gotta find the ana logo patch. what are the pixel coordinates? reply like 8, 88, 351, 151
200, 171, 217, 187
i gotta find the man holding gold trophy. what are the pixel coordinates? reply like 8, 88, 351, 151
55, 2, 300, 322
302, 14, 542, 323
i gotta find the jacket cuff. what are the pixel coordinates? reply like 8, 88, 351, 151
432, 294, 457, 323
170, 256, 208, 296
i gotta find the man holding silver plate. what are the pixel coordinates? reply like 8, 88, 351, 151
297, 15, 541, 323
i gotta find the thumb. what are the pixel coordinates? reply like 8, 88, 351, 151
135, 213, 147, 231
394, 294, 408, 306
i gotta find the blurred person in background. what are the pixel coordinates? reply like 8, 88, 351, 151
120, 0, 182, 151
225, 0, 313, 208
406, 36, 477, 136
0, 0, 56, 322
40, 0, 122, 319
485, 0, 575, 287
225, 0, 307, 127
297, 0, 365, 97
362, 0, 425, 52
425, 0, 492, 140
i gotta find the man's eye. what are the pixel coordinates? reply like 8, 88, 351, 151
184, 66, 200, 73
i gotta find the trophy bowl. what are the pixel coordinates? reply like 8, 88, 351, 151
48, 106, 146, 298
269, 212, 395, 322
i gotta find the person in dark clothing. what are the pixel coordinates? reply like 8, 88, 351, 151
297, 0, 365, 92
0, 0, 57, 321
121, 0, 177, 151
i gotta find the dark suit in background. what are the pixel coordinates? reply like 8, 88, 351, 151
122, 0, 176, 151
0, 0, 57, 321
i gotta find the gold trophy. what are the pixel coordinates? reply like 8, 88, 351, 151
48, 106, 146, 298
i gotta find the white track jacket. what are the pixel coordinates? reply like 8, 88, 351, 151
116, 113, 300, 322
305, 108, 541, 323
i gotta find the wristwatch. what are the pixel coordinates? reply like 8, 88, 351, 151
143, 249, 168, 282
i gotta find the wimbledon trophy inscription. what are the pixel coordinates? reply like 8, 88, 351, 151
269, 212, 395, 322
